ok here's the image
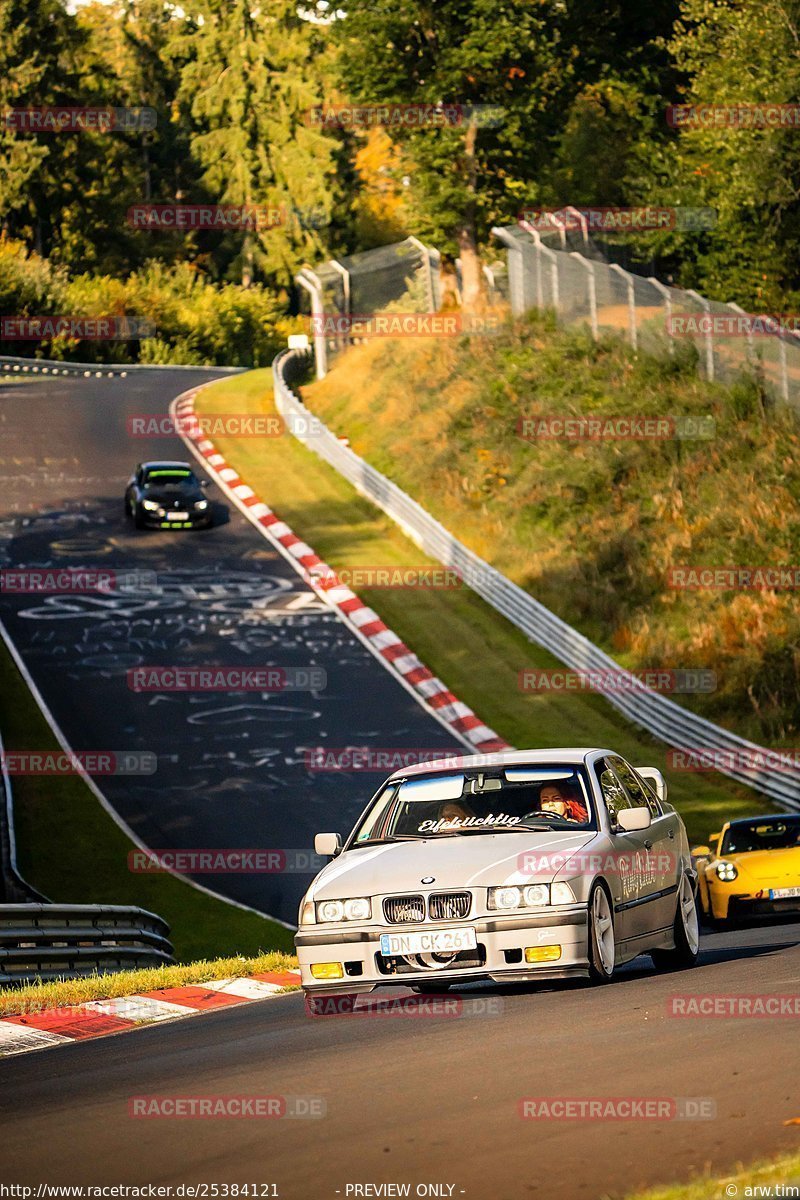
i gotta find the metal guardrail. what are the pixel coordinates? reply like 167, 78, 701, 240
0, 904, 175, 984
0, 727, 48, 904
0, 354, 245, 377
273, 347, 800, 810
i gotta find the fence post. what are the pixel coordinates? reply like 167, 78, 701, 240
780, 334, 792, 404
407, 235, 439, 311
564, 206, 590, 251
609, 264, 637, 351
647, 276, 673, 356
571, 253, 597, 339
295, 267, 328, 380
538, 243, 559, 312
686, 289, 715, 381
491, 226, 526, 315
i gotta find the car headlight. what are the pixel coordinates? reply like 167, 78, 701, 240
142, 499, 160, 512
194, 499, 208, 510
315, 897, 371, 923
716, 861, 738, 882
487, 882, 576, 911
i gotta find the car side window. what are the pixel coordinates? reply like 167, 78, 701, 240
594, 757, 632, 821
612, 757, 662, 818
135, 466, 144, 486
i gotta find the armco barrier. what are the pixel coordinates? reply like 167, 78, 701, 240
0, 904, 175, 984
0, 354, 245, 378
0, 727, 47, 904
273, 346, 800, 810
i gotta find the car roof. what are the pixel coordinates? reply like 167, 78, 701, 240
727, 814, 799, 826
141, 461, 194, 471
385, 747, 612, 783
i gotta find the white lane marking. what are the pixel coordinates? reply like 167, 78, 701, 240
202, 978, 284, 998
83, 996, 198, 1022
0, 1022, 72, 1057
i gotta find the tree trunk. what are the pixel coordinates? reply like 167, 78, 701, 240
241, 232, 254, 288
459, 115, 485, 311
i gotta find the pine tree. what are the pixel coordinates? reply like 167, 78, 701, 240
177, 0, 338, 287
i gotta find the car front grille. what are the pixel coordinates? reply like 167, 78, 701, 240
383, 891, 473, 923
383, 895, 426, 924
428, 891, 471, 920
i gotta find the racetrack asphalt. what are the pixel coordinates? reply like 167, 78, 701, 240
1, 921, 799, 1198
0, 368, 462, 923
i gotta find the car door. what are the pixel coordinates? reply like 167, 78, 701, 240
593, 756, 646, 949
610, 756, 678, 936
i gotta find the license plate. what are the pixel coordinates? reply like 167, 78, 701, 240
379, 928, 477, 957
167, 511, 189, 520
769, 886, 800, 899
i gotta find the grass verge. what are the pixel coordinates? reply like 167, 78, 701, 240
0, 950, 299, 1017
620, 1148, 800, 1200
193, 369, 762, 844
0, 633, 295, 961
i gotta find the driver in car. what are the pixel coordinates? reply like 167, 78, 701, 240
538, 783, 588, 824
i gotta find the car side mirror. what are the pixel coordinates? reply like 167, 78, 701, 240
616, 806, 652, 833
635, 766, 667, 804
315, 832, 342, 857
692, 844, 711, 858
201, 479, 209, 488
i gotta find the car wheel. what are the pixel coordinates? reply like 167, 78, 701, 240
133, 504, 146, 531
651, 873, 700, 972
588, 882, 616, 983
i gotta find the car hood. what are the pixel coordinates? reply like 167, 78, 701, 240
308, 830, 599, 900
730, 846, 800, 883
143, 489, 202, 505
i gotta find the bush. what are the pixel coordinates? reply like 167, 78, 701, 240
0, 237, 298, 366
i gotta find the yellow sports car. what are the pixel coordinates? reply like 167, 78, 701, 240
693, 814, 800, 925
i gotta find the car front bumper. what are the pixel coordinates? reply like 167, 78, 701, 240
142, 512, 211, 529
295, 906, 590, 993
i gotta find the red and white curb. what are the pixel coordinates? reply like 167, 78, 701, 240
170, 386, 509, 756
0, 970, 300, 1057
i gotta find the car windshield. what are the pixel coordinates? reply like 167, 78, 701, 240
348, 765, 596, 846
721, 816, 800, 855
144, 469, 196, 489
